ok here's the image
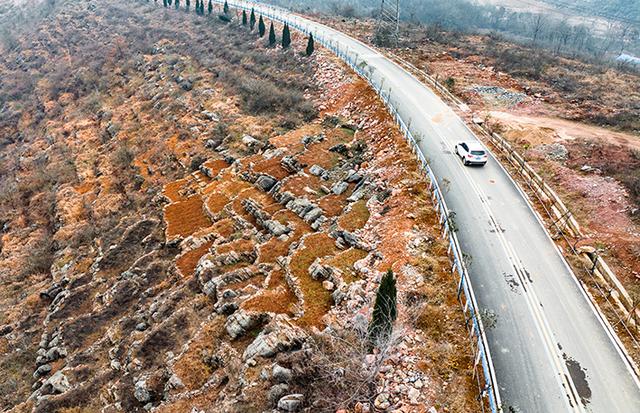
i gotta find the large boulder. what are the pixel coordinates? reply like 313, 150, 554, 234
243, 320, 306, 360
277, 394, 305, 412
255, 174, 278, 192
40, 371, 70, 395
225, 310, 271, 340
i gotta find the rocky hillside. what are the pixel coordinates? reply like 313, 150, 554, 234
0, 1, 479, 412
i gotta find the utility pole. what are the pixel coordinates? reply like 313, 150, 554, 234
375, 0, 400, 47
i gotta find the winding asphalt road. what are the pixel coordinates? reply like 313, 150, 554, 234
218, 1, 640, 411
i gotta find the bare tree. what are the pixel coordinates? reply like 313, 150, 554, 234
302, 320, 406, 411
530, 13, 547, 47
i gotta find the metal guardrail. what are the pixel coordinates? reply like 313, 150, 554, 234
223, 2, 502, 410
150, 0, 503, 410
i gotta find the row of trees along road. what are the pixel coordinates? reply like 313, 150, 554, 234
155, 0, 315, 55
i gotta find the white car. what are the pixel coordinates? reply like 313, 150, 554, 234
455, 141, 488, 166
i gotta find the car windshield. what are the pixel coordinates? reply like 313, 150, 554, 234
471, 150, 485, 156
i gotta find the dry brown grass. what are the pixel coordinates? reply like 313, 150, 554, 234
290, 232, 338, 328
318, 193, 350, 217
163, 177, 191, 203
171, 318, 226, 391
201, 159, 228, 177
324, 247, 368, 284
258, 214, 311, 264
164, 195, 212, 239
205, 192, 230, 216
338, 199, 370, 232
243, 269, 297, 315
176, 241, 213, 278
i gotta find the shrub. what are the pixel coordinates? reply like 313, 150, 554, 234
306, 33, 314, 56
22, 236, 54, 276
368, 269, 397, 348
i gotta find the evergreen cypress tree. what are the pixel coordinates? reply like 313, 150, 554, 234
175, 0, 179, 10
167, 0, 172, 6
282, 23, 291, 49
268, 22, 276, 46
185, 0, 190, 10
306, 33, 315, 56
163, 0, 167, 7
208, 0, 212, 15
194, 0, 198, 13
249, 8, 256, 30
223, 0, 229, 14
242, 9, 247, 25
367, 270, 397, 348
258, 15, 266, 37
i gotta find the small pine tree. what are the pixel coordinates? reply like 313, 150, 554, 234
268, 22, 276, 46
175, 0, 179, 10
242, 9, 247, 25
282, 23, 291, 49
223, 0, 229, 14
207, 0, 212, 15
167, 0, 172, 6
306, 33, 315, 56
367, 269, 397, 349
249, 8, 256, 30
185, 0, 190, 10
258, 15, 266, 37
163, 0, 167, 7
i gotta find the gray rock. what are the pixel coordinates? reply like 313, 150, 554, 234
106, 122, 120, 138
408, 386, 420, 404
45, 346, 67, 362
216, 302, 238, 316
135, 322, 148, 331
374, 392, 390, 410
225, 310, 270, 340
243, 321, 307, 360
255, 174, 278, 192
347, 186, 367, 202
268, 383, 290, 404
309, 165, 326, 177
201, 110, 219, 122
41, 371, 70, 395
277, 394, 304, 412
264, 220, 290, 237
311, 215, 327, 231
272, 365, 293, 383
281, 156, 303, 173
309, 261, 332, 281
540, 143, 568, 161
331, 181, 349, 195
205, 138, 222, 150
33, 364, 52, 378
303, 207, 323, 224
134, 379, 151, 403
346, 170, 363, 183
329, 143, 349, 155
242, 134, 263, 150
302, 134, 324, 146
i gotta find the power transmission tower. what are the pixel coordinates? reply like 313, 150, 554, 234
374, 0, 400, 47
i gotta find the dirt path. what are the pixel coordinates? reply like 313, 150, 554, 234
489, 110, 640, 150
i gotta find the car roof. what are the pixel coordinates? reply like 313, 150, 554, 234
463, 141, 485, 151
